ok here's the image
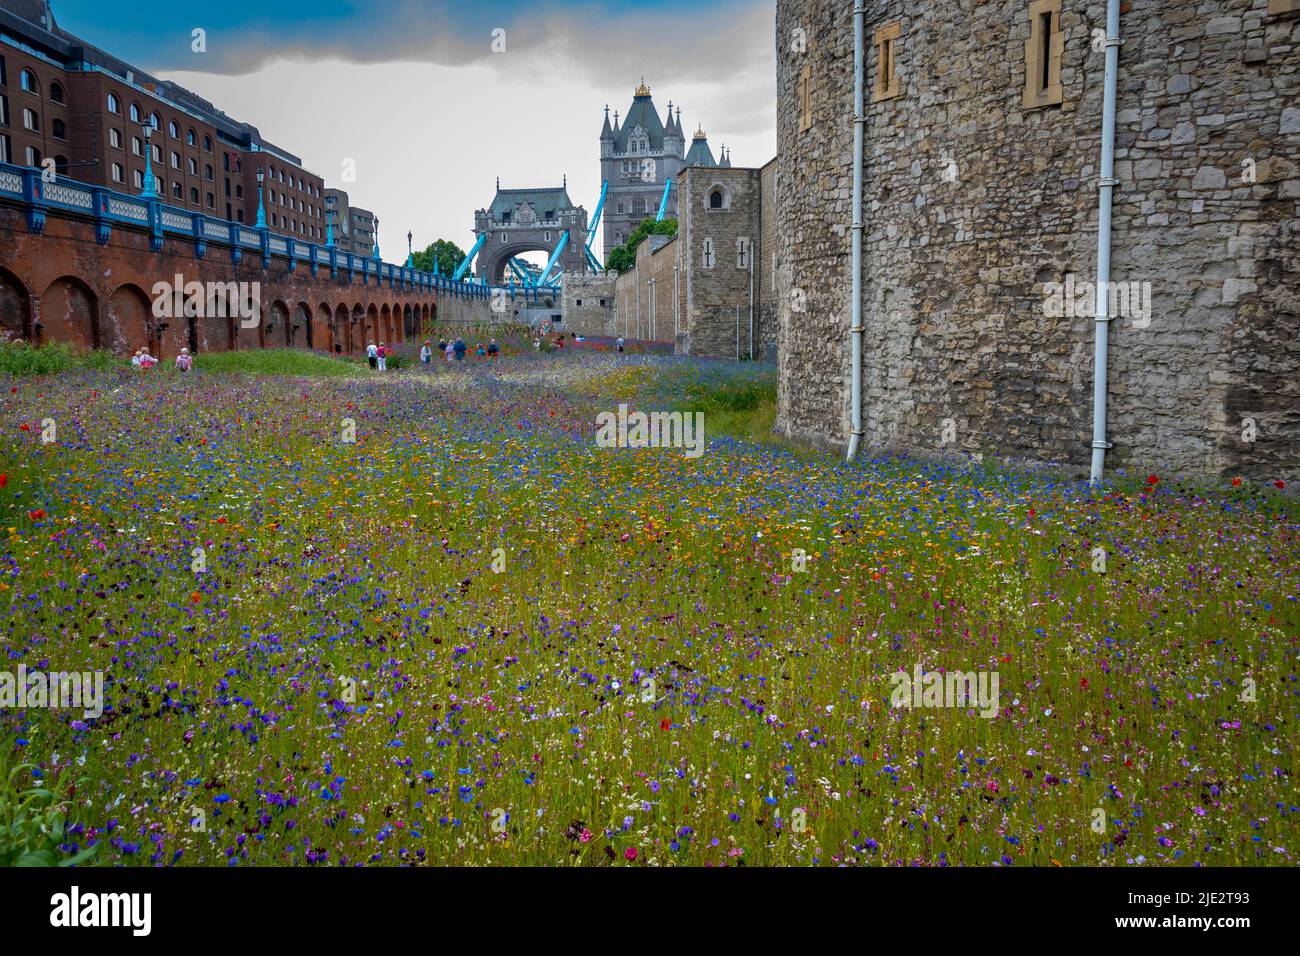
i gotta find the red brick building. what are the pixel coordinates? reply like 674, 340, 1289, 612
0, 0, 326, 239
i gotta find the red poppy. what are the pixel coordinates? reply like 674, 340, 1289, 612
1080, 677, 1089, 689
18, 423, 30, 432
28, 509, 46, 521
1231, 477, 1242, 487
1028, 508, 1035, 518
1276, 480, 1287, 490
659, 718, 671, 731
1146, 475, 1159, 486
624, 847, 638, 861
215, 516, 228, 524
0, 473, 6, 489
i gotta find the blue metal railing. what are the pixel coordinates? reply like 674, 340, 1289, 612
0, 160, 561, 303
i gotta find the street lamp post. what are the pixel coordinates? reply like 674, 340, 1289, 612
255, 168, 267, 228
372, 216, 380, 260
140, 123, 157, 199
325, 207, 336, 247
406, 230, 413, 268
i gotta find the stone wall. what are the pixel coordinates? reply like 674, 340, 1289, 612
775, 0, 1300, 480
561, 273, 618, 336
612, 233, 680, 341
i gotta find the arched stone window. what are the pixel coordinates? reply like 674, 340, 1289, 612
709, 189, 723, 209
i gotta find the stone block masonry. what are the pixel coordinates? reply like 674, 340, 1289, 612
774, 0, 1299, 480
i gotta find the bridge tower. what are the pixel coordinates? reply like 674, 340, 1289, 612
471, 179, 589, 284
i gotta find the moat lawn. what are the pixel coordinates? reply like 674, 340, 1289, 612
1, 349, 1295, 866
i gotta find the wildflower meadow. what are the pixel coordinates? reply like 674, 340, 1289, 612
1, 345, 1296, 867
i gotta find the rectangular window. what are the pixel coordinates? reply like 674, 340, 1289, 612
1024, 0, 1063, 108
0, 56, 6, 87
0, 94, 7, 126
873, 23, 901, 101
736, 237, 750, 269
110, 127, 121, 149
22, 107, 38, 131
0, 134, 9, 164
702, 237, 715, 269
798, 64, 813, 132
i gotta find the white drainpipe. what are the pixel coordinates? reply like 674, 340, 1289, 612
1090, 0, 1121, 482
846, 0, 866, 461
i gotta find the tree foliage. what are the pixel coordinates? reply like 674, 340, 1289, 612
605, 218, 678, 274
411, 239, 468, 277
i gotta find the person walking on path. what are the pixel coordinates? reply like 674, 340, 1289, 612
616, 336, 625, 354
377, 343, 388, 372
366, 341, 379, 370
453, 338, 467, 361
420, 341, 433, 364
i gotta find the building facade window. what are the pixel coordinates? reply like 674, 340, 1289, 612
132, 136, 141, 156
22, 108, 38, 131
133, 168, 143, 188
170, 150, 180, 169
168, 120, 179, 137
702, 237, 715, 269
873, 23, 901, 101
20, 69, 37, 94
203, 135, 212, 151
24, 146, 39, 167
49, 81, 64, 104
187, 128, 196, 145
188, 157, 197, 174
52, 118, 65, 139
1024, 0, 1064, 108
736, 237, 750, 269
0, 135, 11, 164
107, 92, 120, 114
709, 189, 723, 209
0, 94, 8, 126
110, 127, 121, 149
189, 186, 198, 203
111, 162, 124, 183
130, 103, 141, 123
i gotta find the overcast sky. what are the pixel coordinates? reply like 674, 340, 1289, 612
49, 0, 777, 262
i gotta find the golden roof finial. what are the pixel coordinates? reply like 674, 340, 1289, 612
693, 125, 706, 141
635, 77, 651, 97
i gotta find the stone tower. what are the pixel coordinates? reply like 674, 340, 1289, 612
601, 80, 723, 257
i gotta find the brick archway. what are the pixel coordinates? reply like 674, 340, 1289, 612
37, 276, 96, 349
0, 267, 31, 343
105, 283, 153, 357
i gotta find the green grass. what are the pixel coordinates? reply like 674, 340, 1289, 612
193, 348, 364, 377
0, 342, 122, 376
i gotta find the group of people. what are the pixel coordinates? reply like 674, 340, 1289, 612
421, 338, 499, 363
130, 347, 193, 371
365, 341, 393, 371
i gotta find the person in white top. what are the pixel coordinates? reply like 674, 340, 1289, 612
131, 349, 143, 368
175, 348, 193, 372
420, 342, 432, 364
366, 342, 378, 370
445, 342, 455, 362
138, 348, 158, 368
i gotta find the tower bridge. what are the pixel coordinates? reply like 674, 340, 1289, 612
467, 180, 590, 286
